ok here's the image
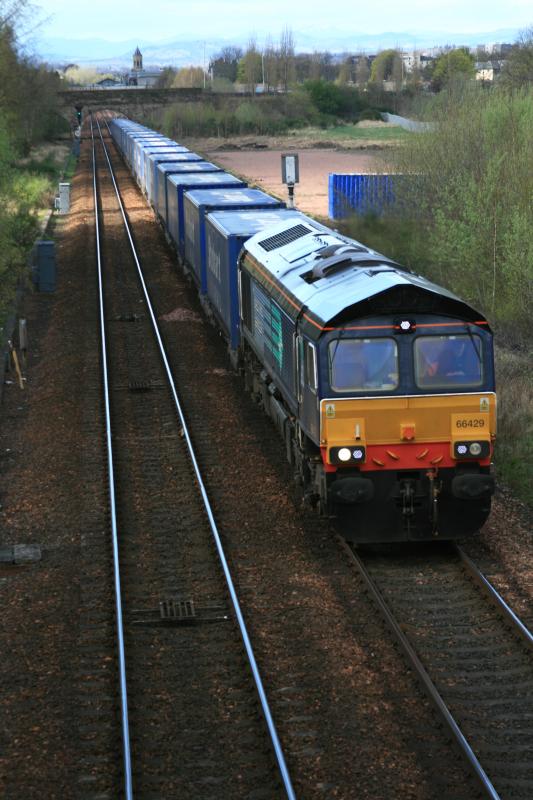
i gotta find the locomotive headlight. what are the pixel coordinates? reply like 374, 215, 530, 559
395, 317, 416, 333
454, 441, 490, 459
330, 445, 366, 465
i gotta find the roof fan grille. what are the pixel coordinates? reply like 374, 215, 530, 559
258, 224, 310, 252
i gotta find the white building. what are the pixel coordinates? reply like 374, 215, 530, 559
401, 51, 421, 73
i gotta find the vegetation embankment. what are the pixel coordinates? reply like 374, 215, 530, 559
0, 7, 69, 327
337, 84, 533, 503
151, 81, 393, 140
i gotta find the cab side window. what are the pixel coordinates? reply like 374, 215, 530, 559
304, 340, 317, 394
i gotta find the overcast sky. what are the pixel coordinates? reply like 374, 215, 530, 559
35, 0, 532, 42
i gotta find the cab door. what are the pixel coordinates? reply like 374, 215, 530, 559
297, 336, 320, 443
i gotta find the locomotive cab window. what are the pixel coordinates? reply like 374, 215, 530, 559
414, 334, 483, 389
329, 338, 398, 392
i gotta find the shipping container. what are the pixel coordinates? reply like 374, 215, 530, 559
131, 138, 173, 180
166, 172, 246, 256
145, 151, 200, 205
130, 137, 166, 177
130, 135, 172, 172
109, 119, 148, 154
156, 161, 221, 223
205, 209, 308, 350
184, 188, 284, 294
328, 173, 398, 219
139, 145, 186, 191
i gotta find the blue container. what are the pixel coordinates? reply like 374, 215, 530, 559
184, 188, 284, 294
139, 146, 185, 191
130, 136, 166, 174
328, 173, 398, 219
112, 122, 147, 154
166, 172, 246, 256
205, 209, 306, 349
146, 151, 198, 205
118, 129, 154, 165
132, 138, 173, 179
156, 161, 221, 222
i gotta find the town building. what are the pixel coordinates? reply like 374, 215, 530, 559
127, 47, 161, 88
475, 61, 504, 82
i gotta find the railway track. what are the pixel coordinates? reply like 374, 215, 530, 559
93, 114, 491, 798
341, 539, 533, 800
87, 114, 294, 798
83, 111, 531, 800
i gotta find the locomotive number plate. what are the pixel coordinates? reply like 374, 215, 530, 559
451, 413, 488, 431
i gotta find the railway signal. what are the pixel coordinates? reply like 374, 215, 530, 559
281, 153, 299, 208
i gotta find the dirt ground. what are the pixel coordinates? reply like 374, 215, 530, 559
203, 149, 383, 217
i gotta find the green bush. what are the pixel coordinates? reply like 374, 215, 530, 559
235, 102, 269, 134
0, 111, 63, 324
159, 93, 321, 138
357, 108, 383, 121
303, 79, 366, 118
494, 347, 533, 503
375, 84, 533, 340
339, 85, 533, 504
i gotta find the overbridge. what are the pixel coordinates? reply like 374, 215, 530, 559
59, 87, 204, 121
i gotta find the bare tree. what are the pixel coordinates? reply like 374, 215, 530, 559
263, 34, 277, 92
355, 55, 370, 87
337, 55, 353, 84
500, 26, 533, 90
279, 26, 296, 92
392, 52, 404, 90
173, 66, 205, 88
238, 36, 262, 94
209, 45, 242, 83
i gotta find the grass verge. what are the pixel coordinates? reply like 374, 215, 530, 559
494, 347, 533, 505
0, 140, 76, 328
292, 123, 408, 142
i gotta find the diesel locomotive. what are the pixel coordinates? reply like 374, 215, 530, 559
108, 117, 496, 543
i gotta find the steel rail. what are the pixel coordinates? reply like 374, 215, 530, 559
454, 544, 533, 651
338, 537, 501, 800
96, 117, 296, 800
90, 116, 134, 800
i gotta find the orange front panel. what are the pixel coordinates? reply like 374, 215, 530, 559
320, 393, 496, 466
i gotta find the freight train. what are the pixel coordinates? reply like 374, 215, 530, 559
108, 116, 496, 543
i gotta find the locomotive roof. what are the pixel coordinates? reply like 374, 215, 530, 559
242, 217, 489, 339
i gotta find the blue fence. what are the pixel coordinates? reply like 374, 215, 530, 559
328, 174, 400, 220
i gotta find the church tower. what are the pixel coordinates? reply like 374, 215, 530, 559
133, 47, 143, 72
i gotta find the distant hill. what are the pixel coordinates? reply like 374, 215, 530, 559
36, 28, 520, 69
